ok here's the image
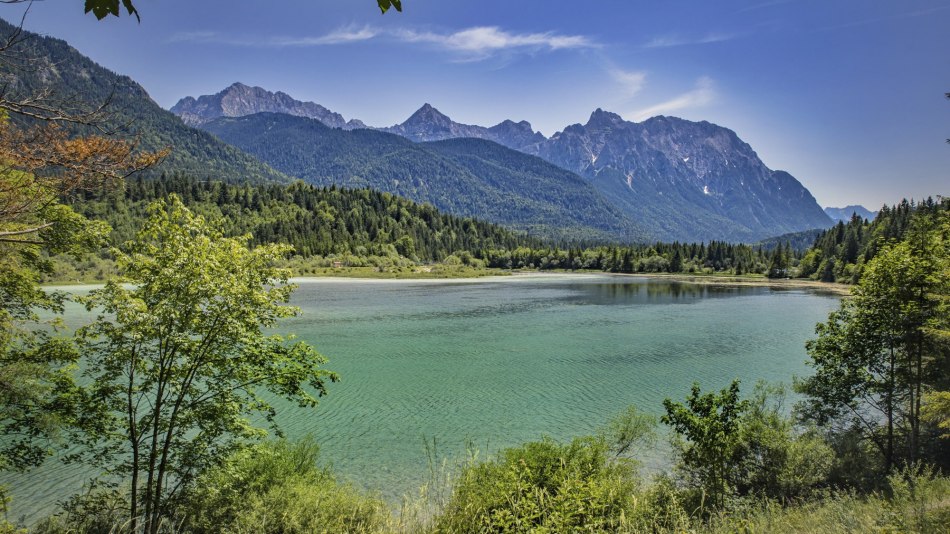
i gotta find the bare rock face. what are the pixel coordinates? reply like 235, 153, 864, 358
527, 110, 832, 241
382, 104, 831, 241
381, 104, 545, 150
171, 83, 365, 130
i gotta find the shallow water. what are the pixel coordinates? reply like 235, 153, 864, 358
4, 274, 840, 524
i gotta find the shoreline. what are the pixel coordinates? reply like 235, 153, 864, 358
43, 270, 850, 295
290, 270, 851, 295
603, 272, 852, 295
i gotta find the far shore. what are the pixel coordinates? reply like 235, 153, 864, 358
42, 269, 851, 295
289, 269, 852, 295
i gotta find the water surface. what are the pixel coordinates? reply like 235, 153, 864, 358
5, 274, 840, 522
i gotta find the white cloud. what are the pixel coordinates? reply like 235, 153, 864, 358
395, 26, 596, 58
168, 31, 226, 44
644, 33, 734, 49
169, 25, 594, 61
169, 26, 378, 47
610, 69, 647, 98
270, 27, 379, 46
631, 77, 715, 121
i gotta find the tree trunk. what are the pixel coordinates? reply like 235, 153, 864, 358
886, 346, 895, 472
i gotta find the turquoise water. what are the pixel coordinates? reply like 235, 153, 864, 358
4, 274, 840, 523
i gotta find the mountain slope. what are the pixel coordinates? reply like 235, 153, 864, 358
526, 110, 832, 242
171, 82, 366, 129
0, 18, 287, 183
383, 105, 831, 241
173, 86, 832, 242
201, 112, 641, 242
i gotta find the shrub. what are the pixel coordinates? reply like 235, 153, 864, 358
179, 438, 387, 534
435, 436, 639, 533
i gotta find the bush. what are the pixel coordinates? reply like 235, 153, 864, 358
435, 436, 640, 533
180, 438, 388, 534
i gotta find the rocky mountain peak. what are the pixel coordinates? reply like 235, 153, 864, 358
170, 83, 364, 130
586, 108, 624, 128
404, 103, 452, 127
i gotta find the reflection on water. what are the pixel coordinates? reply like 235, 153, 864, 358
4, 274, 840, 525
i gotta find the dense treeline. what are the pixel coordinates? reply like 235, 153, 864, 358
62, 174, 812, 281
482, 240, 795, 276
798, 197, 949, 283
69, 174, 543, 263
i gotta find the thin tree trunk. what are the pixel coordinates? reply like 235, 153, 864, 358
911, 332, 923, 464
886, 345, 895, 472
143, 338, 172, 534
127, 346, 139, 532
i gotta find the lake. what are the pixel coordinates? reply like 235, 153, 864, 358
5, 273, 841, 523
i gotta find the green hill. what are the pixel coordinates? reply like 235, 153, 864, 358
0, 17, 287, 184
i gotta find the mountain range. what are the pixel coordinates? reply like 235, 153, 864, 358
175, 84, 832, 242
201, 112, 639, 242
824, 205, 877, 223
4, 13, 834, 245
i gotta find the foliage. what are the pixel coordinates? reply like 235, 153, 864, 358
180, 438, 388, 534
0, 98, 158, 509
797, 210, 950, 472
797, 197, 949, 283
597, 405, 657, 459
735, 383, 833, 502
484, 240, 781, 275
921, 391, 950, 439
435, 436, 640, 533
70, 196, 337, 532
68, 173, 541, 265
702, 466, 950, 534
662, 380, 749, 511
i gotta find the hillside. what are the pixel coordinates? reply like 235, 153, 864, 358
202, 112, 642, 242
0, 18, 287, 183
529, 110, 832, 242
69, 174, 542, 262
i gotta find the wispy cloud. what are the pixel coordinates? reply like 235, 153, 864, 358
169, 26, 378, 47
270, 27, 379, 46
169, 25, 595, 61
394, 26, 596, 59
609, 68, 647, 98
643, 33, 735, 49
631, 77, 715, 121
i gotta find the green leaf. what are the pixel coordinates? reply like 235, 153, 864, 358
83, 0, 141, 22
378, 0, 403, 14
84, 0, 119, 20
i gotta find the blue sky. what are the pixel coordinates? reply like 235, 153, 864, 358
8, 0, 949, 209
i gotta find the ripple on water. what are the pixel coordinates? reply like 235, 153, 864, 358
6, 275, 840, 523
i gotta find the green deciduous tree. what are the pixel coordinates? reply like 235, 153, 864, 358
0, 107, 160, 519
71, 196, 337, 533
661, 380, 748, 511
